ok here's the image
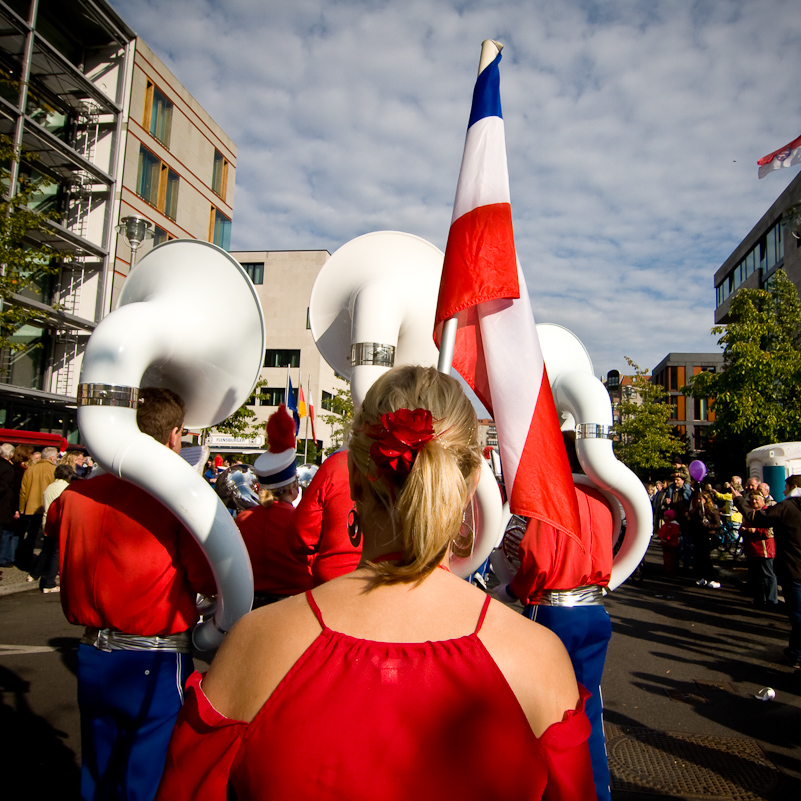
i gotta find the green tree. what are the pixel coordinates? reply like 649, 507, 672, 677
0, 134, 60, 357
613, 358, 684, 478
684, 269, 801, 472
296, 438, 320, 465
319, 386, 354, 457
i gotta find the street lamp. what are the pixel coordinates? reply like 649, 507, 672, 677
116, 216, 154, 264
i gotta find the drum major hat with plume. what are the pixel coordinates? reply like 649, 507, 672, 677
255, 404, 298, 489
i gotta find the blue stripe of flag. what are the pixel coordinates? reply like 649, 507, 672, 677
467, 52, 503, 128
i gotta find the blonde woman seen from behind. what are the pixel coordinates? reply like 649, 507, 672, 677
157, 365, 594, 801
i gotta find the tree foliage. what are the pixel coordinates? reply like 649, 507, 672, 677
613, 358, 684, 478
684, 269, 801, 471
0, 134, 60, 355
319, 385, 354, 457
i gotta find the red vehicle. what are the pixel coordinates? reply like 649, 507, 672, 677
0, 428, 78, 452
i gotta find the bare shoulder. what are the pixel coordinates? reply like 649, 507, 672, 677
201, 593, 321, 722
479, 600, 580, 738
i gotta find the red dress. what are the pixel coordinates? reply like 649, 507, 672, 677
156, 593, 594, 801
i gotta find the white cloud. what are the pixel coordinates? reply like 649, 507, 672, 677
109, 0, 801, 376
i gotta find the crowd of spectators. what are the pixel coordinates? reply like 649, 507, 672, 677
0, 443, 92, 590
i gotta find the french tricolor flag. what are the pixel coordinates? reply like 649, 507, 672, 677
758, 133, 801, 179
434, 47, 581, 540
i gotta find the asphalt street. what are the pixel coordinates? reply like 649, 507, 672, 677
0, 544, 799, 800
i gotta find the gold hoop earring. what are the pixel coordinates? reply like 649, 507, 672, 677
451, 514, 475, 559
347, 508, 362, 548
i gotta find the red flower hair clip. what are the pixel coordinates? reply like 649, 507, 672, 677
366, 408, 436, 483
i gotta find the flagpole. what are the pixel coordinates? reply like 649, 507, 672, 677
437, 39, 503, 377
303, 371, 310, 462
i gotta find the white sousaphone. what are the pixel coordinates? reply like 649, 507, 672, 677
309, 231, 503, 577
492, 324, 652, 591
77, 240, 265, 649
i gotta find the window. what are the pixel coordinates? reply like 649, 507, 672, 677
259, 387, 296, 406
137, 146, 160, 206
694, 397, 709, 421
668, 366, 679, 391
137, 145, 180, 219
153, 225, 170, 246
163, 166, 179, 220
321, 390, 335, 412
241, 262, 264, 285
212, 150, 228, 198
210, 207, 231, 250
145, 82, 173, 147
259, 387, 284, 406
669, 398, 678, 420
264, 349, 300, 368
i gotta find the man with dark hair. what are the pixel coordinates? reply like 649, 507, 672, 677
735, 474, 801, 668
49, 386, 215, 801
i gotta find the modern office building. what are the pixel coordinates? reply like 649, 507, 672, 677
228, 249, 350, 461
650, 352, 724, 454
714, 171, 801, 323
0, 0, 236, 440
604, 370, 642, 427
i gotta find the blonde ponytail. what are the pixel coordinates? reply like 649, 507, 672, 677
349, 365, 482, 584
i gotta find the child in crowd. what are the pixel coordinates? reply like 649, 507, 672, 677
657, 509, 681, 575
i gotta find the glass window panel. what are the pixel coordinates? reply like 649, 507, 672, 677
264, 349, 300, 368
212, 209, 231, 250
259, 387, 284, 406
150, 87, 172, 146
241, 262, 264, 284
137, 146, 160, 206
212, 150, 227, 197
164, 168, 179, 220
777, 221, 783, 262
0, 323, 46, 390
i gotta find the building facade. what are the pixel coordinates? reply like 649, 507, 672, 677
228, 249, 350, 461
650, 352, 723, 455
714, 171, 801, 324
0, 0, 236, 441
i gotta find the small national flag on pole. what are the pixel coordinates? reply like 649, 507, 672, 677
758, 133, 801, 179
286, 375, 300, 433
298, 385, 307, 418
434, 41, 581, 542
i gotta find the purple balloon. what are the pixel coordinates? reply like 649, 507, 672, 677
689, 460, 707, 482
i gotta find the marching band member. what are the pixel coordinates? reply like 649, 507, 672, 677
493, 434, 615, 801
236, 405, 314, 606
156, 365, 594, 801
50, 387, 216, 801
290, 448, 361, 585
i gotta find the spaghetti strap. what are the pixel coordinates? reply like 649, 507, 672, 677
305, 590, 325, 630
474, 594, 492, 634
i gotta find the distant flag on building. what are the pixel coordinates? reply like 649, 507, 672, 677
433, 46, 581, 541
298, 385, 307, 418
285, 375, 300, 433
758, 133, 801, 179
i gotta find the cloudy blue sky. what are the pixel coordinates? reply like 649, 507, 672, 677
109, 0, 801, 378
